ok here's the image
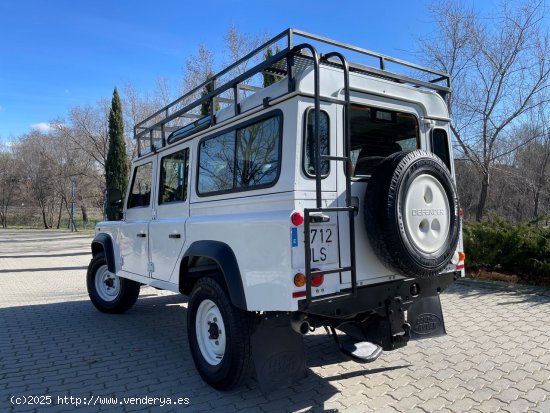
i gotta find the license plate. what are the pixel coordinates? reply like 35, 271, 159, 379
310, 225, 338, 266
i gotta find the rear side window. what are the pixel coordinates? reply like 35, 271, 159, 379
350, 105, 418, 178
198, 131, 235, 193
236, 117, 280, 188
431, 129, 451, 170
128, 163, 152, 208
198, 113, 281, 195
303, 109, 330, 176
159, 149, 189, 204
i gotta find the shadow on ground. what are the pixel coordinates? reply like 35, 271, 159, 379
448, 279, 550, 307
0, 293, 409, 412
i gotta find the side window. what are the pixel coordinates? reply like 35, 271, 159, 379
197, 113, 281, 195
128, 163, 152, 208
159, 149, 189, 204
303, 109, 329, 176
431, 129, 451, 171
198, 131, 235, 194
236, 116, 280, 188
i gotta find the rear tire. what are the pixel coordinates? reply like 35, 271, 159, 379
187, 276, 252, 390
87, 252, 140, 313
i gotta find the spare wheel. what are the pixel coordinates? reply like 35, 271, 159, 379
364, 150, 460, 278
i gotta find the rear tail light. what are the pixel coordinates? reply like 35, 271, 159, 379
311, 269, 324, 287
293, 271, 324, 287
294, 273, 306, 287
292, 269, 324, 299
456, 251, 466, 270
291, 211, 304, 226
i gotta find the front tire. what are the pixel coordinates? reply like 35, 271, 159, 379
87, 252, 140, 313
187, 276, 252, 390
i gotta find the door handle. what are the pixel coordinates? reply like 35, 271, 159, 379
351, 196, 359, 216
136, 233, 147, 238
168, 233, 181, 239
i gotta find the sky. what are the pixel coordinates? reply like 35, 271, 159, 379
0, 0, 499, 140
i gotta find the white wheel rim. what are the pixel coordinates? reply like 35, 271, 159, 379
95, 265, 120, 302
403, 174, 450, 254
195, 299, 226, 366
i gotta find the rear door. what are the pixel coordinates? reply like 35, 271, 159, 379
302, 103, 340, 270
149, 145, 191, 282
336, 102, 423, 286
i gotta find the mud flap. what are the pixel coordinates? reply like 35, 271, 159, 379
250, 315, 307, 394
407, 295, 446, 339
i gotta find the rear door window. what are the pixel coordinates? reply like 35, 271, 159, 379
350, 105, 418, 178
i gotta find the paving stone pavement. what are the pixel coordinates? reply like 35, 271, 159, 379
0, 229, 549, 412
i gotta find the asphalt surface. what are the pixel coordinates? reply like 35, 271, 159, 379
0, 229, 549, 412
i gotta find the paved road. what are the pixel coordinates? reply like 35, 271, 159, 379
0, 229, 549, 412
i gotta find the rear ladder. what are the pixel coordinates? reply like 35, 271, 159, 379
303, 51, 358, 307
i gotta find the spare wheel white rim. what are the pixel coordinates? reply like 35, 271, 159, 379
403, 174, 450, 254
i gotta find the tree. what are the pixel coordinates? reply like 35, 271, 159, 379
181, 26, 268, 111
514, 110, 550, 219
13, 131, 57, 228
419, 0, 550, 220
181, 44, 215, 103
0, 146, 19, 228
263, 46, 281, 87
224, 23, 268, 78
105, 87, 129, 220
200, 72, 219, 116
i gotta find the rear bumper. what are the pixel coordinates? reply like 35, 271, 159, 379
298, 271, 457, 318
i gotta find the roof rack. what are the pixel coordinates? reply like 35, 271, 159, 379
134, 28, 450, 158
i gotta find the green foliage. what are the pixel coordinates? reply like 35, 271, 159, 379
105, 87, 129, 221
463, 215, 550, 279
263, 46, 280, 87
200, 72, 218, 116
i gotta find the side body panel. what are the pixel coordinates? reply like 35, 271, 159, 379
117, 157, 156, 278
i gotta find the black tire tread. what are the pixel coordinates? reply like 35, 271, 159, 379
187, 276, 253, 390
364, 150, 460, 278
86, 252, 140, 314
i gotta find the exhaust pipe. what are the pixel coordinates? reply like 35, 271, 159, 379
291, 315, 310, 335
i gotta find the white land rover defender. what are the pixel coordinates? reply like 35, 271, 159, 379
88, 29, 465, 393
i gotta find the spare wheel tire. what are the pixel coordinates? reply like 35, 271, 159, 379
364, 150, 460, 278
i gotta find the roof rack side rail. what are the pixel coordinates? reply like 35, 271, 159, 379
133, 28, 451, 158
134, 29, 291, 133
289, 29, 450, 87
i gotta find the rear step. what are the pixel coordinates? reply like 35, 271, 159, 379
341, 339, 383, 363
326, 326, 383, 363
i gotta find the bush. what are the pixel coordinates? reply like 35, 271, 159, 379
463, 216, 550, 279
